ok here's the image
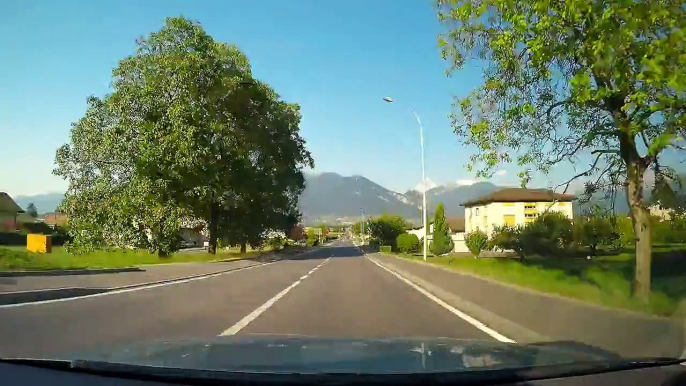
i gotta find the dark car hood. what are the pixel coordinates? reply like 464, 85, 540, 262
65, 335, 623, 374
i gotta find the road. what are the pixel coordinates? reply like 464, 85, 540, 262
0, 242, 491, 358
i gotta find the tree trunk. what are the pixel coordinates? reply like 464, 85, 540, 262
626, 161, 651, 300
208, 204, 218, 255
240, 241, 247, 254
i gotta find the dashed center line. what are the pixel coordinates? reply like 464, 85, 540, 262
218, 258, 330, 336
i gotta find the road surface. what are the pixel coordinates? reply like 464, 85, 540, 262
0, 241, 491, 358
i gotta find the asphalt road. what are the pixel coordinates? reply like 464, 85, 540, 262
0, 242, 490, 358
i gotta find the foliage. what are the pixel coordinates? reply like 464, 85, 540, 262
464, 230, 489, 258
516, 213, 573, 258
437, 0, 686, 297
54, 17, 312, 256
369, 238, 380, 251
488, 225, 519, 253
379, 245, 392, 254
652, 217, 686, 244
574, 208, 621, 256
25, 203, 38, 218
431, 203, 453, 255
267, 236, 285, 251
396, 233, 419, 253
367, 214, 408, 247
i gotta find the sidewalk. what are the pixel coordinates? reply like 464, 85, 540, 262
371, 253, 684, 358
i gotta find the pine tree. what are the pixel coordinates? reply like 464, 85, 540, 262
431, 203, 453, 255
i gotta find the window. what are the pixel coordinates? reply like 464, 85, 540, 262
524, 203, 536, 210
475, 207, 479, 215
525, 213, 537, 218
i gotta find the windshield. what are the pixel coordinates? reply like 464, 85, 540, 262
0, 0, 684, 378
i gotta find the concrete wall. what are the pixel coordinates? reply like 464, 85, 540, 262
466, 201, 574, 237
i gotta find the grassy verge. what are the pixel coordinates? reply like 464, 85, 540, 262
392, 248, 686, 317
0, 246, 266, 271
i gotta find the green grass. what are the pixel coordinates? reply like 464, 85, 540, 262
394, 246, 686, 317
0, 246, 265, 271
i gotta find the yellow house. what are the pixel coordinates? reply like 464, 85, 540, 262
462, 188, 575, 236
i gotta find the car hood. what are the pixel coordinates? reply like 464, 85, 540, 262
65, 335, 623, 374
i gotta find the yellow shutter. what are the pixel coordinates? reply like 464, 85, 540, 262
504, 215, 515, 226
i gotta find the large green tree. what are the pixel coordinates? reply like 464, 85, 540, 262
55, 17, 312, 255
437, 0, 685, 299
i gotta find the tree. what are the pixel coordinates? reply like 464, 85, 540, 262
54, 17, 312, 256
26, 203, 38, 218
396, 233, 420, 253
575, 209, 620, 256
367, 214, 408, 247
465, 230, 489, 258
437, 0, 686, 299
431, 203, 453, 255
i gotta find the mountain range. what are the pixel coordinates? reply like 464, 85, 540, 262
10, 172, 665, 226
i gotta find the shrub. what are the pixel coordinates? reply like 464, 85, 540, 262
489, 225, 518, 252
267, 236, 284, 251
369, 238, 380, 251
396, 233, 419, 253
574, 213, 620, 256
431, 234, 454, 255
380, 245, 392, 253
517, 212, 573, 258
652, 216, 686, 244
465, 230, 489, 258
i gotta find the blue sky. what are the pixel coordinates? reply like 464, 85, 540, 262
3, 0, 544, 198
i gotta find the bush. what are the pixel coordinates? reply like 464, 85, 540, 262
396, 233, 419, 253
516, 212, 573, 258
267, 236, 284, 251
369, 238, 380, 251
489, 225, 518, 252
465, 230, 489, 258
652, 217, 686, 244
574, 213, 620, 256
380, 245, 392, 253
0, 232, 27, 246
430, 234, 454, 255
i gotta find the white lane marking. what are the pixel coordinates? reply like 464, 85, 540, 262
300, 275, 309, 280
219, 258, 330, 336
0, 261, 275, 309
366, 255, 516, 343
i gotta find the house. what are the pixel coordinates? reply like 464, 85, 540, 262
0, 192, 25, 232
406, 216, 469, 253
462, 188, 575, 237
649, 202, 673, 221
44, 212, 68, 229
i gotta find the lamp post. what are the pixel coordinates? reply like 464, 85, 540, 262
383, 97, 427, 261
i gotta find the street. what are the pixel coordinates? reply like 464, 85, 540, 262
0, 242, 491, 359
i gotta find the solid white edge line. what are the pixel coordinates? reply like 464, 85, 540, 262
0, 261, 275, 309
365, 255, 516, 344
219, 258, 330, 336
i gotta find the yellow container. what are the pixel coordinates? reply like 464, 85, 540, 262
27, 234, 52, 253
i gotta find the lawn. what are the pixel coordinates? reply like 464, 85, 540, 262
394, 245, 686, 317
0, 246, 267, 271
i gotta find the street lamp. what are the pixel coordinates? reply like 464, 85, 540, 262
383, 96, 428, 262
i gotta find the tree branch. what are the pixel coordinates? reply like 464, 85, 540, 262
556, 153, 604, 193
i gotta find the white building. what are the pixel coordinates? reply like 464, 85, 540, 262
463, 188, 575, 237
406, 217, 469, 253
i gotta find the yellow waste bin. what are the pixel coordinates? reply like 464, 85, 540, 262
27, 234, 52, 253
